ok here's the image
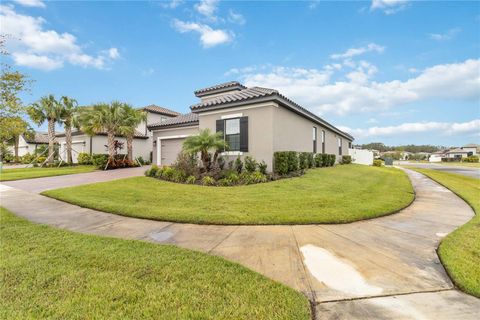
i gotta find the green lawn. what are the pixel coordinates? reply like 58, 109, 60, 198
410, 169, 480, 297
43, 165, 414, 225
0, 207, 310, 319
0, 165, 97, 181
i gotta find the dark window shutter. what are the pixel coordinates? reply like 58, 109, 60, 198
216, 119, 224, 134
239, 116, 248, 152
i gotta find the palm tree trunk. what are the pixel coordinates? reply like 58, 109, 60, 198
48, 119, 55, 164
14, 136, 19, 163
107, 131, 115, 165
66, 124, 72, 164
127, 135, 133, 162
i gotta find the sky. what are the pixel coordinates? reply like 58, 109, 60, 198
1, 0, 479, 146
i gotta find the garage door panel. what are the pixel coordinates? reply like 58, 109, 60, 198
161, 138, 184, 166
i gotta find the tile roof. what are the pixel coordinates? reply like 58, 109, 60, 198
194, 81, 247, 97
24, 132, 50, 144
447, 148, 469, 153
190, 85, 354, 141
463, 143, 479, 148
148, 113, 199, 129
56, 130, 148, 139
143, 105, 181, 117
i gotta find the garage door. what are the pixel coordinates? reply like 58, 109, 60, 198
160, 138, 185, 166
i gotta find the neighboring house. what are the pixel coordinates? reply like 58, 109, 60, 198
148, 81, 354, 171
55, 105, 180, 163
461, 143, 479, 156
429, 151, 445, 162
445, 148, 470, 160
12, 132, 50, 157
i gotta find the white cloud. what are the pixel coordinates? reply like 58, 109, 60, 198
330, 43, 385, 60
428, 27, 461, 41
161, 0, 184, 9
228, 10, 245, 25
12, 0, 45, 8
370, 0, 409, 14
173, 19, 232, 48
339, 119, 480, 139
0, 5, 119, 70
237, 58, 480, 116
107, 47, 120, 59
309, 1, 320, 10
195, 0, 219, 21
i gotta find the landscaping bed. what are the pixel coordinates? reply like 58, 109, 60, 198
410, 168, 480, 297
43, 165, 414, 225
0, 165, 96, 181
0, 207, 310, 319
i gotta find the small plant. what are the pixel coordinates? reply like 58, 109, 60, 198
226, 172, 240, 184
91, 154, 109, 168
234, 156, 243, 173
77, 152, 92, 165
341, 155, 352, 164
462, 155, 479, 163
160, 167, 175, 181
201, 176, 216, 186
240, 171, 267, 185
258, 161, 268, 175
217, 178, 232, 186
145, 164, 159, 177
373, 159, 383, 167
172, 168, 187, 183
244, 156, 257, 173
186, 175, 197, 184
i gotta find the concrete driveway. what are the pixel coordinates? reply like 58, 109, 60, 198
399, 161, 480, 179
2, 166, 149, 193
1, 168, 479, 318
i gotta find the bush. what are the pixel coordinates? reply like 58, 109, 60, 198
226, 172, 240, 184
462, 155, 479, 163
217, 178, 232, 186
77, 152, 92, 165
160, 167, 175, 181
258, 161, 268, 175
234, 156, 243, 174
287, 151, 299, 172
244, 156, 257, 173
91, 154, 109, 169
298, 152, 309, 170
173, 152, 199, 177
341, 155, 352, 164
240, 171, 268, 185
186, 175, 196, 184
145, 164, 159, 177
201, 176, 216, 186
327, 154, 336, 166
37, 156, 47, 164
314, 154, 323, 167
172, 168, 187, 183
307, 153, 315, 168
373, 159, 383, 167
20, 153, 35, 164
274, 152, 289, 175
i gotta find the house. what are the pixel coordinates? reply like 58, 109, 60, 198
461, 143, 479, 156
445, 148, 471, 160
12, 132, 50, 157
148, 81, 354, 171
55, 105, 180, 163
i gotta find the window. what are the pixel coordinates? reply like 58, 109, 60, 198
225, 118, 240, 151
313, 127, 317, 153
348, 141, 352, 149
338, 137, 342, 155
321, 130, 325, 153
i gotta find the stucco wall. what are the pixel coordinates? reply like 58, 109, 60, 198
348, 148, 374, 165
198, 102, 276, 171
151, 126, 199, 165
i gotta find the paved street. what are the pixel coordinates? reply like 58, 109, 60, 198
399, 161, 480, 178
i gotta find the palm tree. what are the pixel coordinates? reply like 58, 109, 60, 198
182, 128, 226, 170
59, 96, 78, 164
28, 95, 62, 164
118, 103, 146, 162
77, 101, 125, 164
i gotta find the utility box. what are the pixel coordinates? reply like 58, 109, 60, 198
384, 157, 393, 166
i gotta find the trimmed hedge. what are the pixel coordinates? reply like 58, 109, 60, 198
341, 155, 352, 164
274, 151, 336, 175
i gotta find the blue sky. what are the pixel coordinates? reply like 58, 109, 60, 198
2, 0, 479, 146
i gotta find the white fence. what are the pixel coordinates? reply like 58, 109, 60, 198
348, 148, 374, 165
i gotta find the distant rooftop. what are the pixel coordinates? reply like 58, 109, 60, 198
148, 113, 199, 129
143, 105, 181, 117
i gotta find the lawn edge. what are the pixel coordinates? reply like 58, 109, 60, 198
408, 168, 479, 298
0, 166, 98, 182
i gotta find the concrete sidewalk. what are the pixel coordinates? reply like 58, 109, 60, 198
1, 168, 479, 318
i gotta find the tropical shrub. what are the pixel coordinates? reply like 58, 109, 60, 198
2, 152, 14, 163
240, 171, 268, 185
20, 153, 35, 164
201, 176, 216, 186
244, 156, 257, 173
258, 161, 268, 175
462, 155, 479, 163
37, 156, 47, 164
234, 156, 243, 173
186, 175, 196, 184
341, 155, 352, 164
91, 154, 109, 169
173, 152, 199, 177
314, 154, 323, 167
145, 165, 159, 177
77, 152, 92, 165
373, 159, 383, 167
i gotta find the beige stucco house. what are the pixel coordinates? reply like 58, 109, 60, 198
148, 81, 354, 171
55, 105, 180, 163
10, 132, 50, 157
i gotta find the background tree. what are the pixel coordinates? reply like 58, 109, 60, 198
118, 103, 146, 162
0, 117, 33, 162
59, 96, 79, 164
77, 102, 125, 164
28, 95, 62, 164
182, 129, 226, 170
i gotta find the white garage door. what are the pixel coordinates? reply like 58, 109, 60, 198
160, 138, 185, 166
